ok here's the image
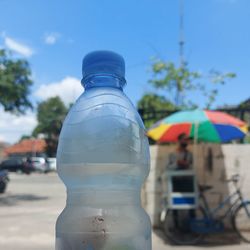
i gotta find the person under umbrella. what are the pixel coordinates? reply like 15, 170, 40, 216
166, 133, 195, 229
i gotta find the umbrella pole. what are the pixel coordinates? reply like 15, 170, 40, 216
201, 142, 206, 185
193, 122, 198, 173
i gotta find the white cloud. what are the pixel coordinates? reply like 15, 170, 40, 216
44, 32, 60, 45
34, 76, 84, 105
4, 36, 33, 57
0, 77, 83, 144
0, 109, 37, 144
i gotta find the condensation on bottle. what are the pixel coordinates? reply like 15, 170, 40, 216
56, 51, 151, 250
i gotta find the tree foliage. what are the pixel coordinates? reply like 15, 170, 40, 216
33, 96, 68, 157
137, 93, 176, 128
19, 134, 32, 142
239, 98, 250, 109
137, 93, 176, 111
0, 49, 33, 114
150, 59, 236, 109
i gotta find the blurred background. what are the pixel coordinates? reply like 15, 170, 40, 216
0, 0, 250, 249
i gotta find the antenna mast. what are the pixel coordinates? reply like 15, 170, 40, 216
179, 0, 185, 68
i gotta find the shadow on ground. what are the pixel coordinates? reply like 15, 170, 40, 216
0, 193, 49, 206
154, 229, 241, 247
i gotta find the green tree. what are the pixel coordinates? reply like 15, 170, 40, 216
33, 96, 68, 157
239, 98, 250, 109
19, 134, 32, 142
150, 59, 236, 109
137, 93, 176, 128
0, 49, 33, 114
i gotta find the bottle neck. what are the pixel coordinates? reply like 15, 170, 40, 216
81, 74, 126, 90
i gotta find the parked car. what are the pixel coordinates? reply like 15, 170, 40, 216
0, 158, 34, 174
45, 158, 57, 172
0, 169, 9, 193
30, 157, 47, 173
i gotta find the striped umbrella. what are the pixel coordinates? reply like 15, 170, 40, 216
147, 110, 248, 143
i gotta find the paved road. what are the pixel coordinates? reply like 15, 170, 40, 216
0, 173, 249, 250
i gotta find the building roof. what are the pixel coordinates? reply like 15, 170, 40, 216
4, 139, 46, 155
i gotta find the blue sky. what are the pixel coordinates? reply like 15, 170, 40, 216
0, 0, 250, 143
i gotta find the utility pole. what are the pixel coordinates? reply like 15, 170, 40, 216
176, 0, 185, 107
179, 0, 185, 68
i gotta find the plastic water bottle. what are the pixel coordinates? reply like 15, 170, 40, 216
56, 51, 151, 250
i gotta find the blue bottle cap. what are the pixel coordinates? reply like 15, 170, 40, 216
81, 51, 125, 83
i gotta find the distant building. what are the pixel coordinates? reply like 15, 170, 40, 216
4, 139, 47, 158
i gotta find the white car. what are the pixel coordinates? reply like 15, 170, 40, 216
31, 157, 47, 173
46, 158, 57, 172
